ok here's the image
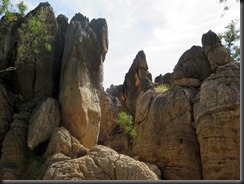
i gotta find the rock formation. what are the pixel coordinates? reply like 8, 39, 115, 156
27, 98, 60, 150
0, 85, 15, 142
98, 91, 118, 145
132, 88, 202, 179
122, 50, 152, 116
42, 145, 159, 180
171, 46, 212, 87
0, 97, 39, 179
11, 2, 58, 100
58, 13, 108, 148
0, 1, 240, 180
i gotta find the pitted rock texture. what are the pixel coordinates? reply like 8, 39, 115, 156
58, 13, 108, 148
194, 62, 240, 179
132, 88, 202, 179
42, 145, 159, 180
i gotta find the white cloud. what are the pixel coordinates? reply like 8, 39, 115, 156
23, 0, 240, 88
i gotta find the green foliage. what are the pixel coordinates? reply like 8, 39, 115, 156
1, 0, 52, 65
117, 112, 138, 139
24, 155, 45, 179
17, 8, 53, 64
154, 84, 170, 93
0, 0, 27, 23
0, 0, 11, 15
16, 1, 27, 17
218, 19, 240, 62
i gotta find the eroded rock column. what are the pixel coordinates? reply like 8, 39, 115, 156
59, 13, 108, 148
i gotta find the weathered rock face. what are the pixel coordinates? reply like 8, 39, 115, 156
27, 98, 60, 150
0, 15, 19, 70
53, 14, 69, 98
132, 88, 202, 179
202, 30, 233, 72
44, 126, 88, 159
0, 85, 15, 142
194, 62, 240, 179
59, 13, 108, 148
42, 145, 159, 180
154, 72, 172, 86
98, 91, 118, 145
123, 50, 152, 116
0, 108, 32, 179
11, 2, 58, 100
172, 46, 212, 87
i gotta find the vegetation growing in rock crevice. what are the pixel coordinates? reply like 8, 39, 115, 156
0, 0, 53, 66
116, 111, 138, 139
17, 8, 53, 65
154, 84, 171, 94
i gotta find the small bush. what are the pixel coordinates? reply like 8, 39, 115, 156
154, 84, 170, 93
116, 112, 138, 139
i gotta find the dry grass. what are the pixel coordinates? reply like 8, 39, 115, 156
154, 84, 170, 93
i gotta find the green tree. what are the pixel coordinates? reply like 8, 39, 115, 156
218, 20, 240, 62
218, 0, 240, 62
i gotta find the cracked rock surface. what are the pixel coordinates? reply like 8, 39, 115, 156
42, 145, 159, 180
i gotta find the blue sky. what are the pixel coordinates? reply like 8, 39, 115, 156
21, 0, 240, 88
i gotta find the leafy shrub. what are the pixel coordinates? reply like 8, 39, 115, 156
154, 84, 170, 93
116, 112, 138, 139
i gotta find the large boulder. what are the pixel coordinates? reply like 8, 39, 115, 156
194, 62, 240, 179
132, 88, 202, 179
44, 126, 88, 159
59, 13, 108, 148
171, 46, 212, 87
27, 97, 60, 150
42, 145, 159, 180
